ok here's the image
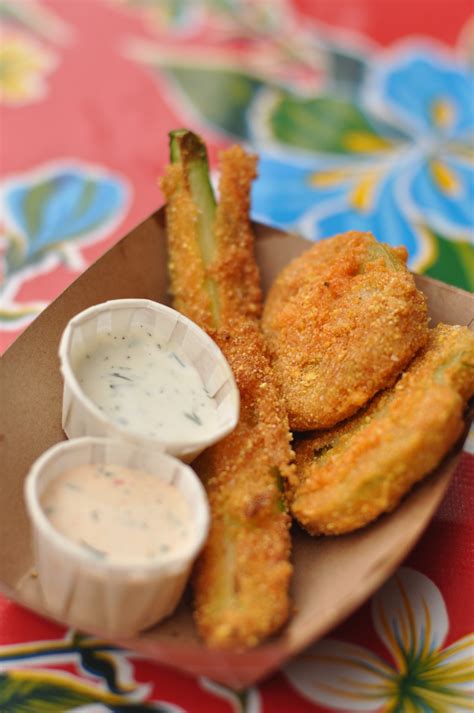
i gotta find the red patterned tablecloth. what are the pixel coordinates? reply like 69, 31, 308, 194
1, 1, 473, 710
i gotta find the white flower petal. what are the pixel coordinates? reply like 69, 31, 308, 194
284, 638, 395, 711
199, 677, 261, 713
423, 633, 474, 698
372, 567, 448, 669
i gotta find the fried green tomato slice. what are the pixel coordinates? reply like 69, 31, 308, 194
291, 324, 474, 535
262, 231, 429, 430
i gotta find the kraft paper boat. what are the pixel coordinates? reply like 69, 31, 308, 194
0, 209, 472, 688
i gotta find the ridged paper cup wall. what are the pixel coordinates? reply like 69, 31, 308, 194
24, 437, 210, 637
59, 299, 239, 462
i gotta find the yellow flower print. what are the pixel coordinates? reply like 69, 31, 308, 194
0, 34, 56, 105
285, 567, 474, 712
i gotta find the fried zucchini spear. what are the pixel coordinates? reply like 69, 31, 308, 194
161, 130, 295, 649
291, 324, 474, 535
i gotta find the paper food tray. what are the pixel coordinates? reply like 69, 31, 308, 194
1, 209, 472, 688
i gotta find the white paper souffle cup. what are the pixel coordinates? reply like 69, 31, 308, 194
59, 299, 239, 462
24, 437, 210, 637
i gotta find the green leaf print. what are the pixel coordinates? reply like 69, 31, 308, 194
21, 181, 56, 244
162, 65, 265, 138
3, 233, 25, 276
0, 671, 110, 712
422, 229, 474, 292
2, 167, 126, 278
0, 671, 171, 712
268, 93, 394, 154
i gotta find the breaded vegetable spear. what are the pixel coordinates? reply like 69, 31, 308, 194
161, 130, 295, 649
163, 130, 262, 330
291, 324, 474, 535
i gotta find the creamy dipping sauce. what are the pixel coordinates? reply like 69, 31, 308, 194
74, 326, 218, 441
41, 464, 193, 563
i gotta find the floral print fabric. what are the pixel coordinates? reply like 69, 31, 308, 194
0, 1, 472, 710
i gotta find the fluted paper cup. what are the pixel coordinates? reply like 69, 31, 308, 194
59, 299, 239, 462
24, 437, 210, 637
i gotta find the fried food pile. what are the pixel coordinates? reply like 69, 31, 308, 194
161, 130, 474, 650
161, 132, 295, 649
292, 324, 474, 535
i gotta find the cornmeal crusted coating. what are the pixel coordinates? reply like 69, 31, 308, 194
262, 231, 430, 430
161, 139, 295, 649
193, 318, 294, 648
291, 324, 474, 535
161, 163, 215, 332
211, 145, 263, 324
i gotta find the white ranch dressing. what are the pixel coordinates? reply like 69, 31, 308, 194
41, 464, 193, 563
74, 326, 218, 441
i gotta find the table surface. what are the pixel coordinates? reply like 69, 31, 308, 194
1, 1, 473, 711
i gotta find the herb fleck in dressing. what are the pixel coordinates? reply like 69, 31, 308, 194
74, 327, 218, 440
41, 464, 193, 562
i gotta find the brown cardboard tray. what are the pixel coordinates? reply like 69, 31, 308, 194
1, 209, 472, 688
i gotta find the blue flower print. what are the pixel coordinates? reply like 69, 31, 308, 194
251, 46, 474, 288
251, 153, 350, 229
405, 153, 474, 239
2, 163, 129, 279
369, 50, 474, 139
304, 166, 424, 263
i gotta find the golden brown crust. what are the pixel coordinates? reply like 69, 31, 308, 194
291, 324, 474, 535
193, 319, 294, 648
162, 140, 295, 649
160, 164, 215, 332
211, 146, 263, 325
262, 231, 430, 430
161, 146, 262, 331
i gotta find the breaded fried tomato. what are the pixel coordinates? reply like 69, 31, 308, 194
291, 324, 474, 535
262, 231, 429, 430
